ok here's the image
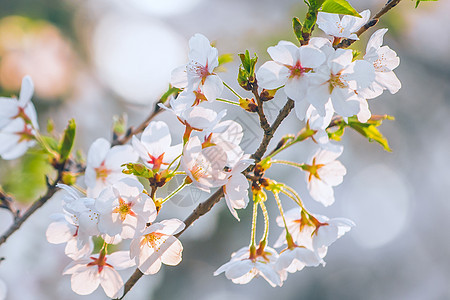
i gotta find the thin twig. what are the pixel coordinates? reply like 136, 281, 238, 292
335, 0, 403, 49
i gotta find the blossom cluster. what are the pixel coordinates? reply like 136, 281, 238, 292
0, 7, 402, 298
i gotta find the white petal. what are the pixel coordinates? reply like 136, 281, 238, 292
100, 267, 124, 298
160, 236, 183, 266
256, 61, 289, 90
267, 41, 297, 65
46, 220, 76, 244
170, 65, 188, 88
70, 267, 101, 296
202, 74, 223, 101
18, 75, 34, 106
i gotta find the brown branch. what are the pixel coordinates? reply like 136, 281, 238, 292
252, 85, 271, 134
251, 99, 295, 162
0, 162, 66, 247
335, 0, 403, 49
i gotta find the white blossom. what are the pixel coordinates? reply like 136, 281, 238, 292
214, 246, 284, 287
63, 251, 135, 298
0, 76, 38, 160
130, 219, 185, 275
274, 208, 354, 258
95, 178, 157, 239
132, 121, 182, 171
171, 33, 223, 102
305, 144, 346, 206
305, 48, 375, 121
256, 41, 325, 117
84, 138, 138, 198
317, 10, 371, 40
46, 185, 98, 259
360, 28, 401, 99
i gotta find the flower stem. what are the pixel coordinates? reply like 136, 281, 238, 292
161, 180, 189, 204
223, 81, 243, 100
216, 98, 240, 106
258, 201, 269, 250
271, 160, 306, 170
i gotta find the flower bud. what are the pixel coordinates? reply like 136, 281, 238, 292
260, 89, 277, 101
239, 98, 258, 113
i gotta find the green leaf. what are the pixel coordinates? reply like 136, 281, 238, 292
59, 119, 76, 161
237, 50, 258, 90
292, 17, 303, 43
160, 85, 181, 104
122, 163, 154, 179
327, 115, 394, 151
321, 0, 361, 17
218, 53, 233, 66
41, 136, 60, 152
414, 0, 438, 8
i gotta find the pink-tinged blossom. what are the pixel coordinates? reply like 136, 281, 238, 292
305, 48, 375, 121
274, 208, 354, 257
0, 76, 38, 160
63, 251, 135, 298
95, 178, 157, 239
223, 156, 253, 221
132, 121, 182, 171
181, 136, 229, 192
84, 138, 138, 198
317, 10, 371, 40
214, 246, 284, 287
46, 185, 98, 259
171, 33, 223, 102
130, 219, 185, 275
304, 144, 346, 206
256, 41, 325, 112
360, 28, 401, 99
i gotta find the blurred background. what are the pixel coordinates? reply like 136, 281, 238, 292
0, 0, 449, 299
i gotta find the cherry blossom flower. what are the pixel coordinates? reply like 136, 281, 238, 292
274, 208, 354, 257
305, 48, 375, 121
214, 246, 284, 287
360, 28, 401, 99
46, 185, 98, 259
256, 41, 325, 117
0, 76, 38, 160
84, 138, 138, 198
132, 121, 182, 171
63, 250, 135, 298
181, 136, 229, 192
95, 178, 157, 239
130, 219, 185, 275
317, 10, 371, 40
223, 156, 253, 221
171, 33, 223, 102
304, 144, 346, 206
